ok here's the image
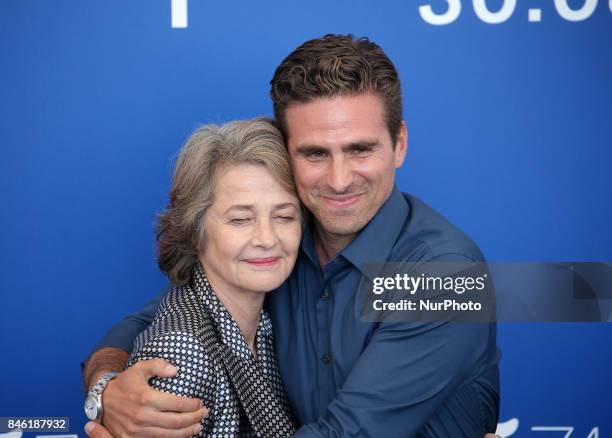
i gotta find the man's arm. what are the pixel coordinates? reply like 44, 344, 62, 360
87, 289, 166, 359
82, 290, 163, 390
82, 288, 207, 438
82, 348, 129, 395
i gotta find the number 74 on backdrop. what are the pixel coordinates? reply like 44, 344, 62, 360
496, 419, 601, 438
169, 0, 612, 28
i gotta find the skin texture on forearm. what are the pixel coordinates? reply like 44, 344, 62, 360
82, 347, 130, 391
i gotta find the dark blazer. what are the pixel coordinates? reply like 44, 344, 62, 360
128, 264, 296, 438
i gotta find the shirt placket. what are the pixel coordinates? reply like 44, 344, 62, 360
315, 258, 343, 408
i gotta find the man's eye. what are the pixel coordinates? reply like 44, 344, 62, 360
275, 216, 296, 223
306, 151, 327, 160
351, 147, 371, 155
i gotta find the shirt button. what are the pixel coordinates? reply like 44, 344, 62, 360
322, 354, 332, 365
320, 289, 330, 301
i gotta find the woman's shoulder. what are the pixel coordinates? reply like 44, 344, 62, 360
130, 328, 216, 371
127, 287, 226, 420
129, 284, 219, 365
129, 328, 221, 410
157, 284, 204, 319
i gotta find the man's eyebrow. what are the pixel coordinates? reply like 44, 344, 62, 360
342, 141, 378, 151
295, 145, 328, 155
295, 141, 379, 155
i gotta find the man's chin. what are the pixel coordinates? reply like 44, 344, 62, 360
318, 218, 368, 237
308, 203, 374, 235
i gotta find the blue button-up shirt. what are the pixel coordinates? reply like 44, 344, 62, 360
92, 186, 500, 437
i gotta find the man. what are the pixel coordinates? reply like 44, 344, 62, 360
83, 34, 500, 437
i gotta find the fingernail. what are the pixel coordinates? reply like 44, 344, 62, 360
194, 424, 203, 434
165, 364, 177, 372
84, 422, 95, 434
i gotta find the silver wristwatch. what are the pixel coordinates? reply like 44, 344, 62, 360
84, 372, 119, 422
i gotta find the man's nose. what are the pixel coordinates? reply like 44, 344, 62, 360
327, 156, 352, 193
251, 219, 278, 248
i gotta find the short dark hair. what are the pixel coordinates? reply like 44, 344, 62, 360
270, 34, 403, 144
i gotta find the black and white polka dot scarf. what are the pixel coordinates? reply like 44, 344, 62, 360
129, 263, 296, 437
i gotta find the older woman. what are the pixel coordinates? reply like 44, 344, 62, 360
127, 119, 300, 437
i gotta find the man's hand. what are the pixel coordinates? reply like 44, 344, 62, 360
95, 358, 207, 438
85, 422, 113, 438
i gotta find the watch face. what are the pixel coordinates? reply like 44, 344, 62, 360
84, 394, 98, 421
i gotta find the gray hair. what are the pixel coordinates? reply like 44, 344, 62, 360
157, 118, 295, 285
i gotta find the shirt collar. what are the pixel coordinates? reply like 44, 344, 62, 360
300, 185, 410, 281
300, 216, 321, 268
191, 263, 272, 361
340, 185, 409, 280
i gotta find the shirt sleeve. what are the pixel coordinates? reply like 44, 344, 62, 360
294, 254, 499, 438
88, 286, 169, 355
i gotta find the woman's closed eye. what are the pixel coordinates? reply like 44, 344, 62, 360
275, 215, 297, 223
229, 217, 252, 225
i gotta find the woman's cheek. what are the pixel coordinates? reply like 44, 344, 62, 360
284, 223, 302, 254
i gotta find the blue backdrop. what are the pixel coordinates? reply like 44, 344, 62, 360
1, 1, 611, 437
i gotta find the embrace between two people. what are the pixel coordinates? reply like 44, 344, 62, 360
83, 34, 501, 438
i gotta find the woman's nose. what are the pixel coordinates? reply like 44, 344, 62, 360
252, 219, 278, 248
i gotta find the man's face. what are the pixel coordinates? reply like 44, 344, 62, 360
284, 92, 407, 238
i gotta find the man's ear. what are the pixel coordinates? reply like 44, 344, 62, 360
394, 121, 408, 168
